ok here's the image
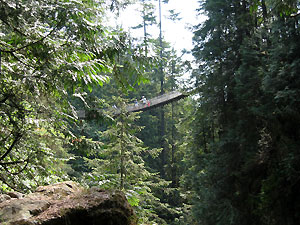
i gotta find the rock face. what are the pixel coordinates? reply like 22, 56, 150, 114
0, 181, 137, 225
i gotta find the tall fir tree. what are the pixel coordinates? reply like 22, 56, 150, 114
189, 0, 300, 224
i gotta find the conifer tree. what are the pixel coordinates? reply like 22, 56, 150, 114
189, 0, 300, 224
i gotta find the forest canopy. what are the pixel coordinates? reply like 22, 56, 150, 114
0, 0, 137, 191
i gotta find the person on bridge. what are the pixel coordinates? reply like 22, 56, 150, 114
141, 96, 147, 105
134, 99, 139, 107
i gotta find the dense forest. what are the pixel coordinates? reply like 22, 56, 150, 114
0, 0, 299, 224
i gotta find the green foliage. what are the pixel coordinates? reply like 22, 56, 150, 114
78, 94, 173, 224
0, 0, 144, 192
188, 0, 300, 224
267, 0, 299, 16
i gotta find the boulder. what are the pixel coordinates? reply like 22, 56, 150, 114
0, 181, 137, 225
7, 192, 24, 199
0, 194, 11, 203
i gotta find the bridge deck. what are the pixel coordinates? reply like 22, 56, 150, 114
126, 91, 187, 113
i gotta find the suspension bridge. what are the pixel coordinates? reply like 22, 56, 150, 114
77, 90, 189, 119
125, 90, 188, 113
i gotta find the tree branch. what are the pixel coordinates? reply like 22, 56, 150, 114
0, 174, 22, 192
0, 160, 26, 165
291, 13, 300, 18
0, 132, 22, 161
0, 18, 27, 37
1, 23, 59, 54
2, 157, 30, 175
